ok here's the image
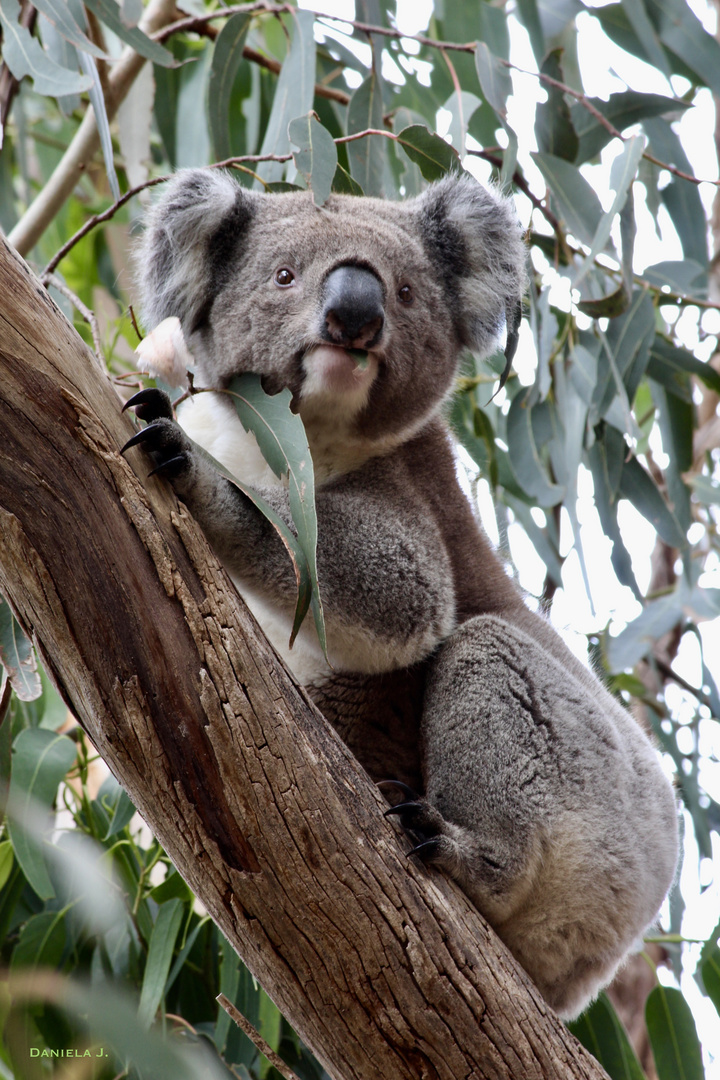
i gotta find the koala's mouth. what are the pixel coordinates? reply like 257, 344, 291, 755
299, 344, 379, 401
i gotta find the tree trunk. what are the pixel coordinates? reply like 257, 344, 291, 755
0, 235, 608, 1080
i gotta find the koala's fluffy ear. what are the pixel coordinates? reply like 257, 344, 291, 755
137, 169, 256, 333
413, 172, 527, 364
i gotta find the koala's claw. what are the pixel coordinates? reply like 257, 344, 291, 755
408, 838, 442, 861
148, 454, 188, 479
122, 387, 174, 422
120, 422, 165, 455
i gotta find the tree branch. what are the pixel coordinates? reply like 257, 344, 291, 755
0, 237, 609, 1080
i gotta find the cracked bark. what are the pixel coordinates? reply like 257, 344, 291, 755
0, 236, 609, 1080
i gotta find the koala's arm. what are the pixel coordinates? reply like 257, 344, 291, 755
122, 391, 456, 672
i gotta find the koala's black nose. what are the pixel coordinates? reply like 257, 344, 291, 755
322, 264, 385, 348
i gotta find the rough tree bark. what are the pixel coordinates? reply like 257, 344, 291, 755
0, 236, 609, 1080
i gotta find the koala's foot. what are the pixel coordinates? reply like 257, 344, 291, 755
121, 388, 193, 479
379, 780, 463, 864
379, 779, 519, 914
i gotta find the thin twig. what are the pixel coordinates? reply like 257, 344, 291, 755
216, 994, 302, 1080
41, 272, 105, 364
41, 175, 169, 277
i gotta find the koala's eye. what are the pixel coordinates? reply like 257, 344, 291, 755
274, 268, 295, 288
398, 284, 413, 304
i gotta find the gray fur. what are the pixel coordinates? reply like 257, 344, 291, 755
135, 169, 678, 1019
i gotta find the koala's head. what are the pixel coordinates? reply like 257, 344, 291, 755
138, 169, 526, 445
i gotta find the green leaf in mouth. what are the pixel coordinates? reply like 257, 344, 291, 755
347, 349, 369, 369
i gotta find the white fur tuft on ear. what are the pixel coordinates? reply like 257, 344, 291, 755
137, 169, 256, 335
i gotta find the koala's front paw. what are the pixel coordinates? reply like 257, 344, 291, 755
121, 388, 191, 480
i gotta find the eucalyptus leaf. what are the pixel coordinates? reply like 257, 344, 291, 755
0, 0, 93, 97
642, 259, 707, 298
594, 290, 655, 418
443, 90, 483, 158
0, 841, 14, 893
645, 0, 720, 96
208, 13, 252, 162
688, 475, 720, 506
577, 283, 632, 319
571, 90, 688, 164
193, 439, 314, 650
532, 151, 604, 247
0, 597, 41, 701
396, 125, 460, 182
644, 117, 707, 266
514, 0, 546, 61
175, 43, 212, 169
7, 728, 77, 899
619, 455, 686, 548
256, 10, 316, 185
506, 392, 564, 507
658, 427, 692, 536
10, 909, 67, 971
64, 979, 228, 1079
645, 985, 703, 1080
569, 992, 645, 1080
225, 376, 326, 655
289, 112, 338, 206
574, 135, 645, 288
536, 50, 579, 161
78, 51, 120, 201
478, 3, 511, 59
149, 869, 194, 905
587, 428, 641, 598
138, 898, 185, 1029
475, 42, 512, 119
605, 592, 684, 671
701, 944, 720, 1019
332, 165, 364, 196
347, 72, 386, 196
33, 0, 106, 58
120, 0, 142, 27
620, 0, 671, 78
648, 337, 720, 396
83, 0, 176, 67
96, 774, 137, 839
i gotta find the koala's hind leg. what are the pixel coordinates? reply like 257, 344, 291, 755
399, 612, 677, 1018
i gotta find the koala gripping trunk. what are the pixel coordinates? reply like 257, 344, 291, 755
0, 236, 609, 1080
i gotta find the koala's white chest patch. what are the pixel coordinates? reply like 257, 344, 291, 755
176, 390, 332, 685
176, 391, 282, 490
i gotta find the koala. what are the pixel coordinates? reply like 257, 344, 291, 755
123, 168, 679, 1020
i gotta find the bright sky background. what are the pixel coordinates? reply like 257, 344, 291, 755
299, 0, 720, 1070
